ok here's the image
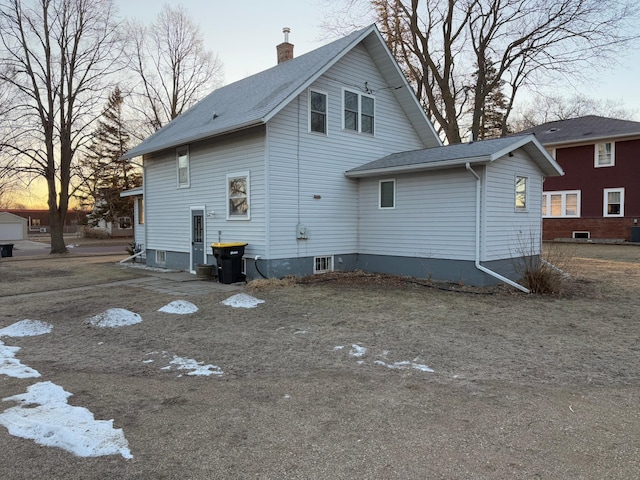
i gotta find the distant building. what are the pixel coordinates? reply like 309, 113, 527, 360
0, 209, 90, 235
517, 115, 640, 242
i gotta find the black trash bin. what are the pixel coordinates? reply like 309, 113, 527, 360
0, 244, 14, 258
211, 242, 248, 284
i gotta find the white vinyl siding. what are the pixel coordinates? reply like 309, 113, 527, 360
143, 127, 266, 256
358, 169, 477, 261
484, 151, 544, 261
266, 44, 427, 260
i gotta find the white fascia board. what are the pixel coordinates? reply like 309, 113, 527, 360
345, 156, 490, 178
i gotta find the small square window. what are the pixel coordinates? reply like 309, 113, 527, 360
118, 217, 132, 229
227, 172, 250, 220
515, 176, 527, 211
156, 250, 166, 264
379, 179, 395, 209
314, 256, 333, 274
595, 142, 615, 167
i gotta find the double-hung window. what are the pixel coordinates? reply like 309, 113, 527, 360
227, 172, 250, 220
177, 147, 190, 188
595, 142, 615, 167
515, 176, 528, 211
604, 188, 624, 217
309, 90, 327, 134
542, 191, 580, 217
343, 89, 374, 134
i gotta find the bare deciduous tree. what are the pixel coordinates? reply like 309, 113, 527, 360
325, 0, 639, 143
0, 0, 126, 252
128, 4, 224, 137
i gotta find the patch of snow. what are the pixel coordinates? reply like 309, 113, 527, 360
0, 320, 52, 338
221, 293, 265, 309
0, 381, 132, 459
374, 360, 434, 373
142, 359, 154, 364
294, 329, 308, 335
158, 300, 198, 315
283, 394, 291, 400
0, 341, 41, 378
349, 344, 367, 358
119, 263, 179, 273
85, 309, 141, 328
333, 346, 344, 351
167, 356, 223, 376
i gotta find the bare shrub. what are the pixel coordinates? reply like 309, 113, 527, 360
247, 276, 298, 291
515, 234, 574, 295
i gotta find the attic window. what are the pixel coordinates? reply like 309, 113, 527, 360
595, 142, 615, 167
343, 89, 374, 135
309, 90, 327, 134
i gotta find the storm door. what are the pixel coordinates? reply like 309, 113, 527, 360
191, 209, 205, 271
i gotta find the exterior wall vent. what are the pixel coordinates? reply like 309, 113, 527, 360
572, 231, 590, 239
156, 250, 167, 264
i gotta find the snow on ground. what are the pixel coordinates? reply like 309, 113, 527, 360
158, 300, 198, 315
0, 381, 132, 459
374, 360, 434, 373
0, 341, 41, 378
146, 351, 224, 377
165, 356, 224, 376
85, 308, 142, 328
0, 320, 53, 338
221, 293, 265, 309
349, 344, 367, 357
337, 344, 435, 374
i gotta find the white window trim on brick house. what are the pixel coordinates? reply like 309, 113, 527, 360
542, 190, 581, 218
594, 142, 615, 168
603, 187, 624, 217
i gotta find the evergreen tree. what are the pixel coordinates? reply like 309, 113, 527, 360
77, 86, 141, 229
476, 62, 508, 140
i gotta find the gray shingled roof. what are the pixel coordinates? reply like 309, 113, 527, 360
123, 25, 438, 159
516, 115, 640, 146
345, 135, 563, 177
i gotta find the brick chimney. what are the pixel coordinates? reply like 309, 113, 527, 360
276, 27, 294, 64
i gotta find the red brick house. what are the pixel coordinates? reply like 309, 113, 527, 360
518, 116, 640, 242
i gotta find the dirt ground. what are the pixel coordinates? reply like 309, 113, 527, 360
0, 243, 639, 479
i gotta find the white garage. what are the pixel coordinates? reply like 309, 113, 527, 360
0, 212, 28, 241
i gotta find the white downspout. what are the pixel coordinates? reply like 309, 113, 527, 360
119, 248, 146, 264
466, 162, 530, 293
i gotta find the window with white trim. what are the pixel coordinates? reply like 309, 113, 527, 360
343, 89, 374, 134
118, 216, 132, 229
227, 172, 250, 219
177, 147, 190, 187
542, 190, 581, 217
515, 176, 528, 211
314, 256, 334, 274
309, 90, 327, 134
604, 188, 624, 217
595, 142, 615, 167
379, 179, 395, 209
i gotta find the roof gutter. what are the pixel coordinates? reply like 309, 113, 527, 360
466, 162, 530, 293
345, 155, 490, 178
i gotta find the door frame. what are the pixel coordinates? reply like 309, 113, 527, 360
189, 205, 207, 273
